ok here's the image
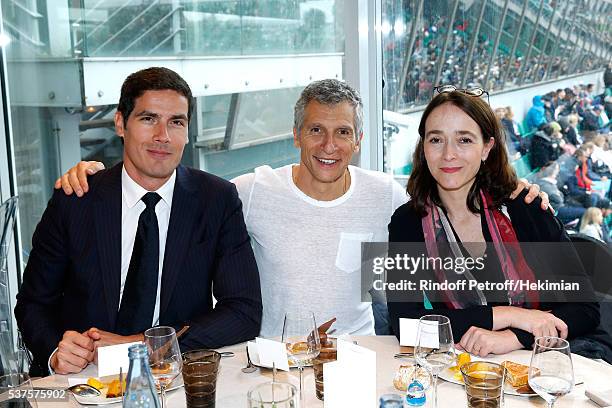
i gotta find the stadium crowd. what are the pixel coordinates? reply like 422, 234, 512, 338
495, 68, 612, 243
384, 4, 609, 111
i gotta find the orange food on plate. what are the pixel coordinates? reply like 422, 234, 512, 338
105, 379, 127, 398
288, 342, 309, 354
457, 352, 471, 368
151, 362, 172, 375
86, 377, 104, 391
449, 352, 471, 373
501, 361, 536, 387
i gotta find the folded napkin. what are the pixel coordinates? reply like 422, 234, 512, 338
585, 389, 612, 407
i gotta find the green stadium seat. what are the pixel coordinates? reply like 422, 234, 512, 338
513, 154, 531, 178
512, 154, 540, 179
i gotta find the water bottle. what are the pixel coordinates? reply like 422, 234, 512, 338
123, 344, 161, 408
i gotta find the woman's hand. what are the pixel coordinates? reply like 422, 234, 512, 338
457, 327, 523, 357
510, 179, 551, 211
494, 306, 568, 339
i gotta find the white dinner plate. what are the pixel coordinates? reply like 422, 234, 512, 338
73, 375, 184, 405
252, 359, 313, 369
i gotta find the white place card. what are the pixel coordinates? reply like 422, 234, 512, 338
324, 339, 376, 408
97, 341, 142, 377
254, 337, 290, 371
247, 341, 260, 365
585, 388, 612, 407
399, 318, 440, 348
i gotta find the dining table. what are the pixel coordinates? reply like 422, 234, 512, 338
32, 335, 611, 407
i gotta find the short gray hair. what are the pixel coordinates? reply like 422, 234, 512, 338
293, 79, 363, 138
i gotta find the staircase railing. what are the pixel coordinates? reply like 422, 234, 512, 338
3, 0, 45, 49
72, 0, 184, 57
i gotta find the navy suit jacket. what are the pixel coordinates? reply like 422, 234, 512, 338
15, 163, 262, 375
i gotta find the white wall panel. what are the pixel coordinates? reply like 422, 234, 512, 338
82, 54, 343, 106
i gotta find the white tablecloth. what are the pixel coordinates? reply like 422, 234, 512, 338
33, 335, 611, 407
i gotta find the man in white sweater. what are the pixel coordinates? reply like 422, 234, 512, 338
232, 80, 407, 336
55, 79, 547, 338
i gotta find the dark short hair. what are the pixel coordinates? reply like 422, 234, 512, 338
407, 91, 518, 216
539, 161, 560, 178
541, 123, 554, 136
117, 67, 193, 126
597, 198, 611, 210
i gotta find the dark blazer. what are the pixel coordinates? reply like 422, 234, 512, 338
387, 191, 600, 348
15, 163, 262, 375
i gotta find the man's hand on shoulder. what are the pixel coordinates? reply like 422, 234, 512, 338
50, 330, 95, 374
53, 161, 105, 197
509, 179, 552, 212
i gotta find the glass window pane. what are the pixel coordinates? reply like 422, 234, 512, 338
78, 0, 341, 57
382, 0, 611, 178
1, 0, 344, 270
196, 87, 303, 177
232, 87, 302, 146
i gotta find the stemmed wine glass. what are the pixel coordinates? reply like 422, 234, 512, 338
144, 326, 182, 408
414, 315, 456, 408
282, 311, 321, 408
528, 336, 574, 408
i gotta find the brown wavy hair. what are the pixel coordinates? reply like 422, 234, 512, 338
407, 91, 518, 216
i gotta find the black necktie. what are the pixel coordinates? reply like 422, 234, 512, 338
116, 192, 161, 335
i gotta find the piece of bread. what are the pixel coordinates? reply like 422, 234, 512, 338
501, 361, 532, 387
393, 364, 431, 391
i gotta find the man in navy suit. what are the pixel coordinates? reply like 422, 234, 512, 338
15, 67, 262, 376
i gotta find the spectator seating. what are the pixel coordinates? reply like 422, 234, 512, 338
568, 233, 612, 339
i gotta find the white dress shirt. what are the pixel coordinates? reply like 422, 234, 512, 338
121, 166, 176, 326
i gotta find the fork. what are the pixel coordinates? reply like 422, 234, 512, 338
241, 345, 257, 373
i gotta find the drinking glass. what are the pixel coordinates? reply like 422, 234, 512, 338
0, 373, 37, 408
313, 338, 337, 401
144, 326, 182, 408
414, 315, 455, 408
461, 361, 506, 408
379, 393, 404, 407
181, 350, 221, 408
247, 381, 298, 408
528, 336, 574, 408
282, 311, 321, 407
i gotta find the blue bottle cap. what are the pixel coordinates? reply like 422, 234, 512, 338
405, 379, 426, 406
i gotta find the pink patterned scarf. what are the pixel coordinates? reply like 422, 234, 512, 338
421, 190, 539, 309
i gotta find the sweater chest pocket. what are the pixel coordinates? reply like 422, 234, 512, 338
335, 232, 374, 273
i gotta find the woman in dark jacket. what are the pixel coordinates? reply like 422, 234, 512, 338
387, 90, 599, 357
